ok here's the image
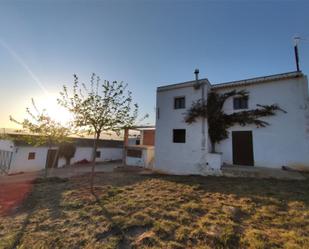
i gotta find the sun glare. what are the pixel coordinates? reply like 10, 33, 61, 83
36, 95, 72, 125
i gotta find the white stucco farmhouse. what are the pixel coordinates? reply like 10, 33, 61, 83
155, 71, 309, 175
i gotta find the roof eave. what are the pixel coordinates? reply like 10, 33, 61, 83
157, 78, 211, 92
211, 71, 304, 90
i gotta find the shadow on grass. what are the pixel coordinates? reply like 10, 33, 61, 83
152, 174, 309, 205
5, 172, 309, 249
91, 190, 131, 249
89, 172, 153, 249
9, 193, 36, 249
7, 177, 68, 249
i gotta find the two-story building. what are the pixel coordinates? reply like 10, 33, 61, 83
155, 71, 309, 175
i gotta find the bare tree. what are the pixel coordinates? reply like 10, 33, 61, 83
10, 99, 71, 176
58, 73, 140, 190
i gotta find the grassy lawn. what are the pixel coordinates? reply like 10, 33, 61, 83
0, 172, 309, 249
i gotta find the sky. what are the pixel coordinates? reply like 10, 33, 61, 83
0, 0, 308, 129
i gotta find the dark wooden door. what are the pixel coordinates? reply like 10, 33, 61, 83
232, 131, 254, 166
46, 149, 58, 168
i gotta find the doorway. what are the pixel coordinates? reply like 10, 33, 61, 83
46, 149, 59, 169
232, 131, 254, 166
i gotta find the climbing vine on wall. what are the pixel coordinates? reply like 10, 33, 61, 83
185, 89, 286, 153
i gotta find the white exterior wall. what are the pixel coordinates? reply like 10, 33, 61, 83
10, 146, 51, 173
126, 147, 155, 168
128, 138, 139, 145
72, 147, 92, 162
155, 74, 309, 174
216, 76, 309, 169
95, 147, 123, 162
58, 147, 123, 167
146, 147, 155, 168
0, 140, 14, 151
126, 155, 143, 167
155, 83, 211, 174
8, 144, 123, 172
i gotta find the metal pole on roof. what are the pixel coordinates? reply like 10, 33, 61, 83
293, 36, 309, 72
201, 75, 206, 151
194, 69, 206, 151
294, 37, 301, 72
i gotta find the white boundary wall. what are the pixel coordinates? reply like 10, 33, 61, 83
58, 147, 123, 166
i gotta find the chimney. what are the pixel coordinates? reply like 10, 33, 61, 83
193, 69, 201, 90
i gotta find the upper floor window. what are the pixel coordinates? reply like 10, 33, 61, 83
173, 129, 186, 143
233, 96, 248, 110
174, 97, 185, 109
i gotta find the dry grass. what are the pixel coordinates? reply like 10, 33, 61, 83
0, 172, 309, 249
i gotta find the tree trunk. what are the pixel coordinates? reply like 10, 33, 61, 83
45, 144, 52, 178
90, 132, 100, 192
51, 149, 59, 169
65, 157, 70, 167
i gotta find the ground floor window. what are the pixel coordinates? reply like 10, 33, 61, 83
173, 129, 186, 143
127, 149, 142, 158
28, 152, 35, 160
96, 151, 101, 158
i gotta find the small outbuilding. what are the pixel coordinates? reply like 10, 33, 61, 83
123, 126, 155, 168
0, 135, 123, 174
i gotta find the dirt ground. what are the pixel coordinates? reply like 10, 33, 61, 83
0, 163, 143, 216
0, 181, 34, 216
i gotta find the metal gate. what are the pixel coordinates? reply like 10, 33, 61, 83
0, 150, 13, 175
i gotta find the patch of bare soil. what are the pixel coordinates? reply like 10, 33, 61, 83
0, 181, 34, 216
